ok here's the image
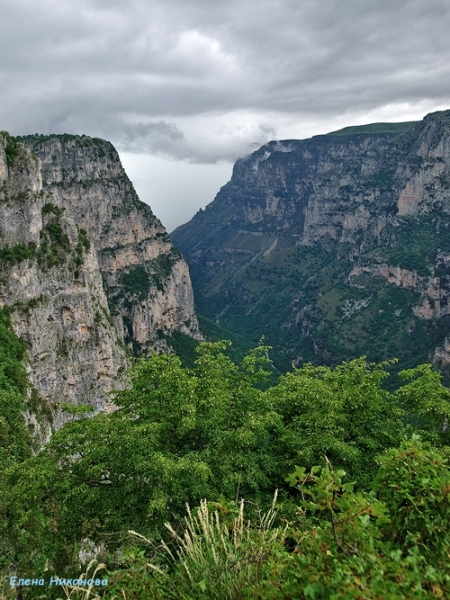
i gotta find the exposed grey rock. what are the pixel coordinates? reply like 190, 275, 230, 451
0, 132, 200, 431
25, 135, 201, 354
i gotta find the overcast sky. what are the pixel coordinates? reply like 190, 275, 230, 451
2, 0, 450, 231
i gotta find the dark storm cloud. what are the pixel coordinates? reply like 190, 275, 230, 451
1, 0, 450, 162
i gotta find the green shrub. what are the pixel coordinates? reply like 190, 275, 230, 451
38, 221, 71, 269
42, 202, 65, 216
120, 265, 151, 300
373, 437, 450, 560
0, 242, 36, 264
0, 131, 21, 164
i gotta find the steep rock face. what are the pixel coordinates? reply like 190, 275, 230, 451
0, 133, 126, 430
22, 135, 201, 354
1, 132, 200, 430
172, 111, 450, 374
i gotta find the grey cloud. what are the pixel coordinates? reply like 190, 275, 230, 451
113, 119, 278, 164
1, 0, 450, 163
115, 121, 185, 155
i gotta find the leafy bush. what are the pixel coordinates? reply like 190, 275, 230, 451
42, 202, 65, 216
0, 242, 36, 264
120, 265, 151, 300
0, 131, 21, 164
2, 342, 450, 597
250, 451, 450, 599
38, 221, 71, 269
373, 437, 450, 560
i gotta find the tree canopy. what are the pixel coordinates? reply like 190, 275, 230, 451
1, 340, 450, 598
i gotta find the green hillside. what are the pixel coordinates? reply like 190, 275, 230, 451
324, 120, 418, 137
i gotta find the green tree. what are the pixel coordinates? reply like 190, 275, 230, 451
394, 364, 450, 446
267, 358, 405, 486
0, 342, 279, 574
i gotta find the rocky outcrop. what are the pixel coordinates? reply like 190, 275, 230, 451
0, 133, 126, 430
0, 132, 200, 430
349, 264, 450, 320
23, 135, 201, 354
172, 111, 450, 374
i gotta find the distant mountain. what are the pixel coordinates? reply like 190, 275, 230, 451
172, 111, 450, 377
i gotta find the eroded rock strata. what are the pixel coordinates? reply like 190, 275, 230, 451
0, 133, 200, 429
23, 135, 201, 354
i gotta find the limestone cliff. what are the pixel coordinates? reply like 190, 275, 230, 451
172, 111, 450, 375
21, 134, 201, 354
0, 132, 200, 430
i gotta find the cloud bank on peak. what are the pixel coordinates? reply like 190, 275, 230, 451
113, 116, 278, 164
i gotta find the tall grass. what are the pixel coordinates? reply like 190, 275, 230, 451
128, 491, 286, 599
56, 561, 106, 600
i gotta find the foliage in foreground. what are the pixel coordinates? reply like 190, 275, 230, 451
0, 340, 450, 598
104, 438, 450, 599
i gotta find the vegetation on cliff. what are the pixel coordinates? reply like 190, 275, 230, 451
0, 132, 22, 165
20, 132, 201, 356
324, 120, 418, 137
0, 308, 33, 467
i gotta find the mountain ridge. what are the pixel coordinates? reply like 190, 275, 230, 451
171, 109, 450, 375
